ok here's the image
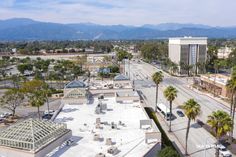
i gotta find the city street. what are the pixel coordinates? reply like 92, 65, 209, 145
127, 60, 236, 157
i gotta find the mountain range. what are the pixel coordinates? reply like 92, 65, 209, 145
0, 18, 236, 40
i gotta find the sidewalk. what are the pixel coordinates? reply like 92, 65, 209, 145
187, 85, 232, 109
155, 113, 187, 157
141, 98, 186, 157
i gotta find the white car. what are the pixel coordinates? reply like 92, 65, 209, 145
0, 112, 12, 118
44, 110, 55, 115
218, 144, 232, 157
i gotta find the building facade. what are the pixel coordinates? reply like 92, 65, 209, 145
62, 80, 89, 104
217, 46, 233, 59
169, 37, 207, 75
199, 74, 231, 98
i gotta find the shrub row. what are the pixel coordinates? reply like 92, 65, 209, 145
144, 107, 180, 156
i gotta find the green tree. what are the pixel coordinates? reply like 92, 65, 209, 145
179, 62, 192, 76
34, 70, 43, 80
226, 66, 236, 140
116, 50, 133, 61
17, 63, 33, 74
0, 88, 24, 117
22, 79, 47, 119
169, 62, 179, 75
182, 99, 201, 155
158, 146, 180, 157
42, 83, 52, 114
108, 65, 119, 73
206, 46, 218, 71
196, 62, 206, 74
152, 71, 164, 110
227, 48, 236, 67
207, 110, 233, 157
30, 90, 46, 119
164, 86, 177, 132
140, 42, 168, 62
11, 74, 21, 88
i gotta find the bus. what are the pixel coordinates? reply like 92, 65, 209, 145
156, 103, 172, 120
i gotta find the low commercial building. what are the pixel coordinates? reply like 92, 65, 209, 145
54, 97, 161, 157
113, 74, 132, 88
169, 37, 207, 75
199, 74, 231, 98
217, 46, 233, 59
89, 74, 133, 96
62, 80, 90, 104
87, 56, 105, 64
115, 91, 140, 103
0, 119, 72, 157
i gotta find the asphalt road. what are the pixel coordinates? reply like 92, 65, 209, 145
126, 60, 236, 157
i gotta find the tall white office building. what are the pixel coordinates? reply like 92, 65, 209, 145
168, 37, 207, 75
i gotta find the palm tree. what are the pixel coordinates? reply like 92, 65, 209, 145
169, 62, 178, 75
207, 110, 233, 157
179, 62, 191, 76
152, 71, 164, 111
30, 91, 46, 119
164, 86, 177, 132
197, 62, 206, 74
182, 99, 201, 155
226, 66, 236, 140
42, 83, 52, 115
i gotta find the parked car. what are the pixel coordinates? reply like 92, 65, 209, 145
0, 114, 5, 118
218, 144, 232, 157
44, 110, 54, 115
0, 117, 5, 123
176, 110, 185, 117
42, 114, 53, 120
0, 112, 12, 118
66, 139, 74, 146
4, 112, 12, 118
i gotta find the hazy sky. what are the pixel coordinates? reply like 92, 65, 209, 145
0, 0, 235, 26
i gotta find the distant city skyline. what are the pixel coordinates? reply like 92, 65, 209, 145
0, 0, 235, 26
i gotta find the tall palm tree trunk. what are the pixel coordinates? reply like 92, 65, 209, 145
185, 118, 191, 155
155, 85, 158, 111
231, 95, 236, 141
215, 138, 220, 157
37, 106, 40, 119
230, 91, 234, 116
215, 127, 220, 157
46, 97, 50, 114
169, 101, 172, 132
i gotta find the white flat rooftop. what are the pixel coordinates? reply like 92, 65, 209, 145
50, 97, 158, 157
169, 37, 207, 45
201, 75, 229, 85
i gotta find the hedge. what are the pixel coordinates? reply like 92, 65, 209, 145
144, 107, 180, 155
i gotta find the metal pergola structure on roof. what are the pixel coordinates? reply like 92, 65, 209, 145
0, 118, 68, 151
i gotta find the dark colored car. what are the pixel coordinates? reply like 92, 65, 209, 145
176, 110, 185, 117
42, 114, 53, 120
0, 118, 5, 123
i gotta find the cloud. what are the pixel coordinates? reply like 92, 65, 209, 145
0, 0, 235, 26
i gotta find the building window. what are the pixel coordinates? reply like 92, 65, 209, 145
189, 45, 197, 65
